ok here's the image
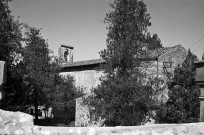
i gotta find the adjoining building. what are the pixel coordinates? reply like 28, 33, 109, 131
59, 44, 188, 126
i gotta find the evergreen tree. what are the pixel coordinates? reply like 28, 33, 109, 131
23, 26, 57, 124
155, 50, 200, 123
146, 33, 163, 50
85, 0, 155, 126
0, 0, 23, 63
0, 0, 25, 111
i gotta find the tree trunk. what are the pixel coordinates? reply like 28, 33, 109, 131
34, 88, 38, 124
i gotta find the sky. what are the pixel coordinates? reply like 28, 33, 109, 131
9, 0, 204, 61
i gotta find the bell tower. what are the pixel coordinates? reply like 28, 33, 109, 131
58, 44, 74, 64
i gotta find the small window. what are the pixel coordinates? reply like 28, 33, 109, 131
163, 62, 172, 68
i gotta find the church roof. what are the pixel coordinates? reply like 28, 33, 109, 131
148, 44, 183, 58
62, 45, 185, 68
62, 59, 106, 68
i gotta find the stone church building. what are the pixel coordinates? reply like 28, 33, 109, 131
59, 44, 188, 126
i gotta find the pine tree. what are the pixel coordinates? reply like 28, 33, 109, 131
146, 33, 163, 50
85, 0, 155, 126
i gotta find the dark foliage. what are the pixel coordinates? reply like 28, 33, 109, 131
155, 50, 200, 123
0, 0, 25, 111
0, 1, 82, 126
146, 33, 163, 50
51, 75, 84, 124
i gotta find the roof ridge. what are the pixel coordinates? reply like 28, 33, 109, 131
73, 58, 104, 63
62, 58, 106, 68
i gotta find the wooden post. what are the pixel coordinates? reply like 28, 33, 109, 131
194, 60, 204, 122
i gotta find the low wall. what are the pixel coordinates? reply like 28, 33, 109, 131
0, 109, 33, 134
1, 109, 204, 135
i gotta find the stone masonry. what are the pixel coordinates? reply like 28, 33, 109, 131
142, 45, 188, 102
60, 70, 103, 94
0, 109, 33, 134
0, 61, 6, 100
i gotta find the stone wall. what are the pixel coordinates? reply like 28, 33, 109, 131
0, 61, 7, 100
158, 45, 187, 71
142, 45, 187, 103
60, 70, 103, 127
1, 109, 204, 135
75, 96, 90, 127
34, 123, 204, 135
143, 45, 187, 78
0, 109, 33, 134
60, 70, 103, 94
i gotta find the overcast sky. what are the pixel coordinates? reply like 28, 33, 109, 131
9, 0, 204, 61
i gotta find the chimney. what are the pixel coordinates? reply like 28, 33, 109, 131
58, 44, 74, 64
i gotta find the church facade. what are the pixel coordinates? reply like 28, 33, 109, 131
59, 44, 188, 126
